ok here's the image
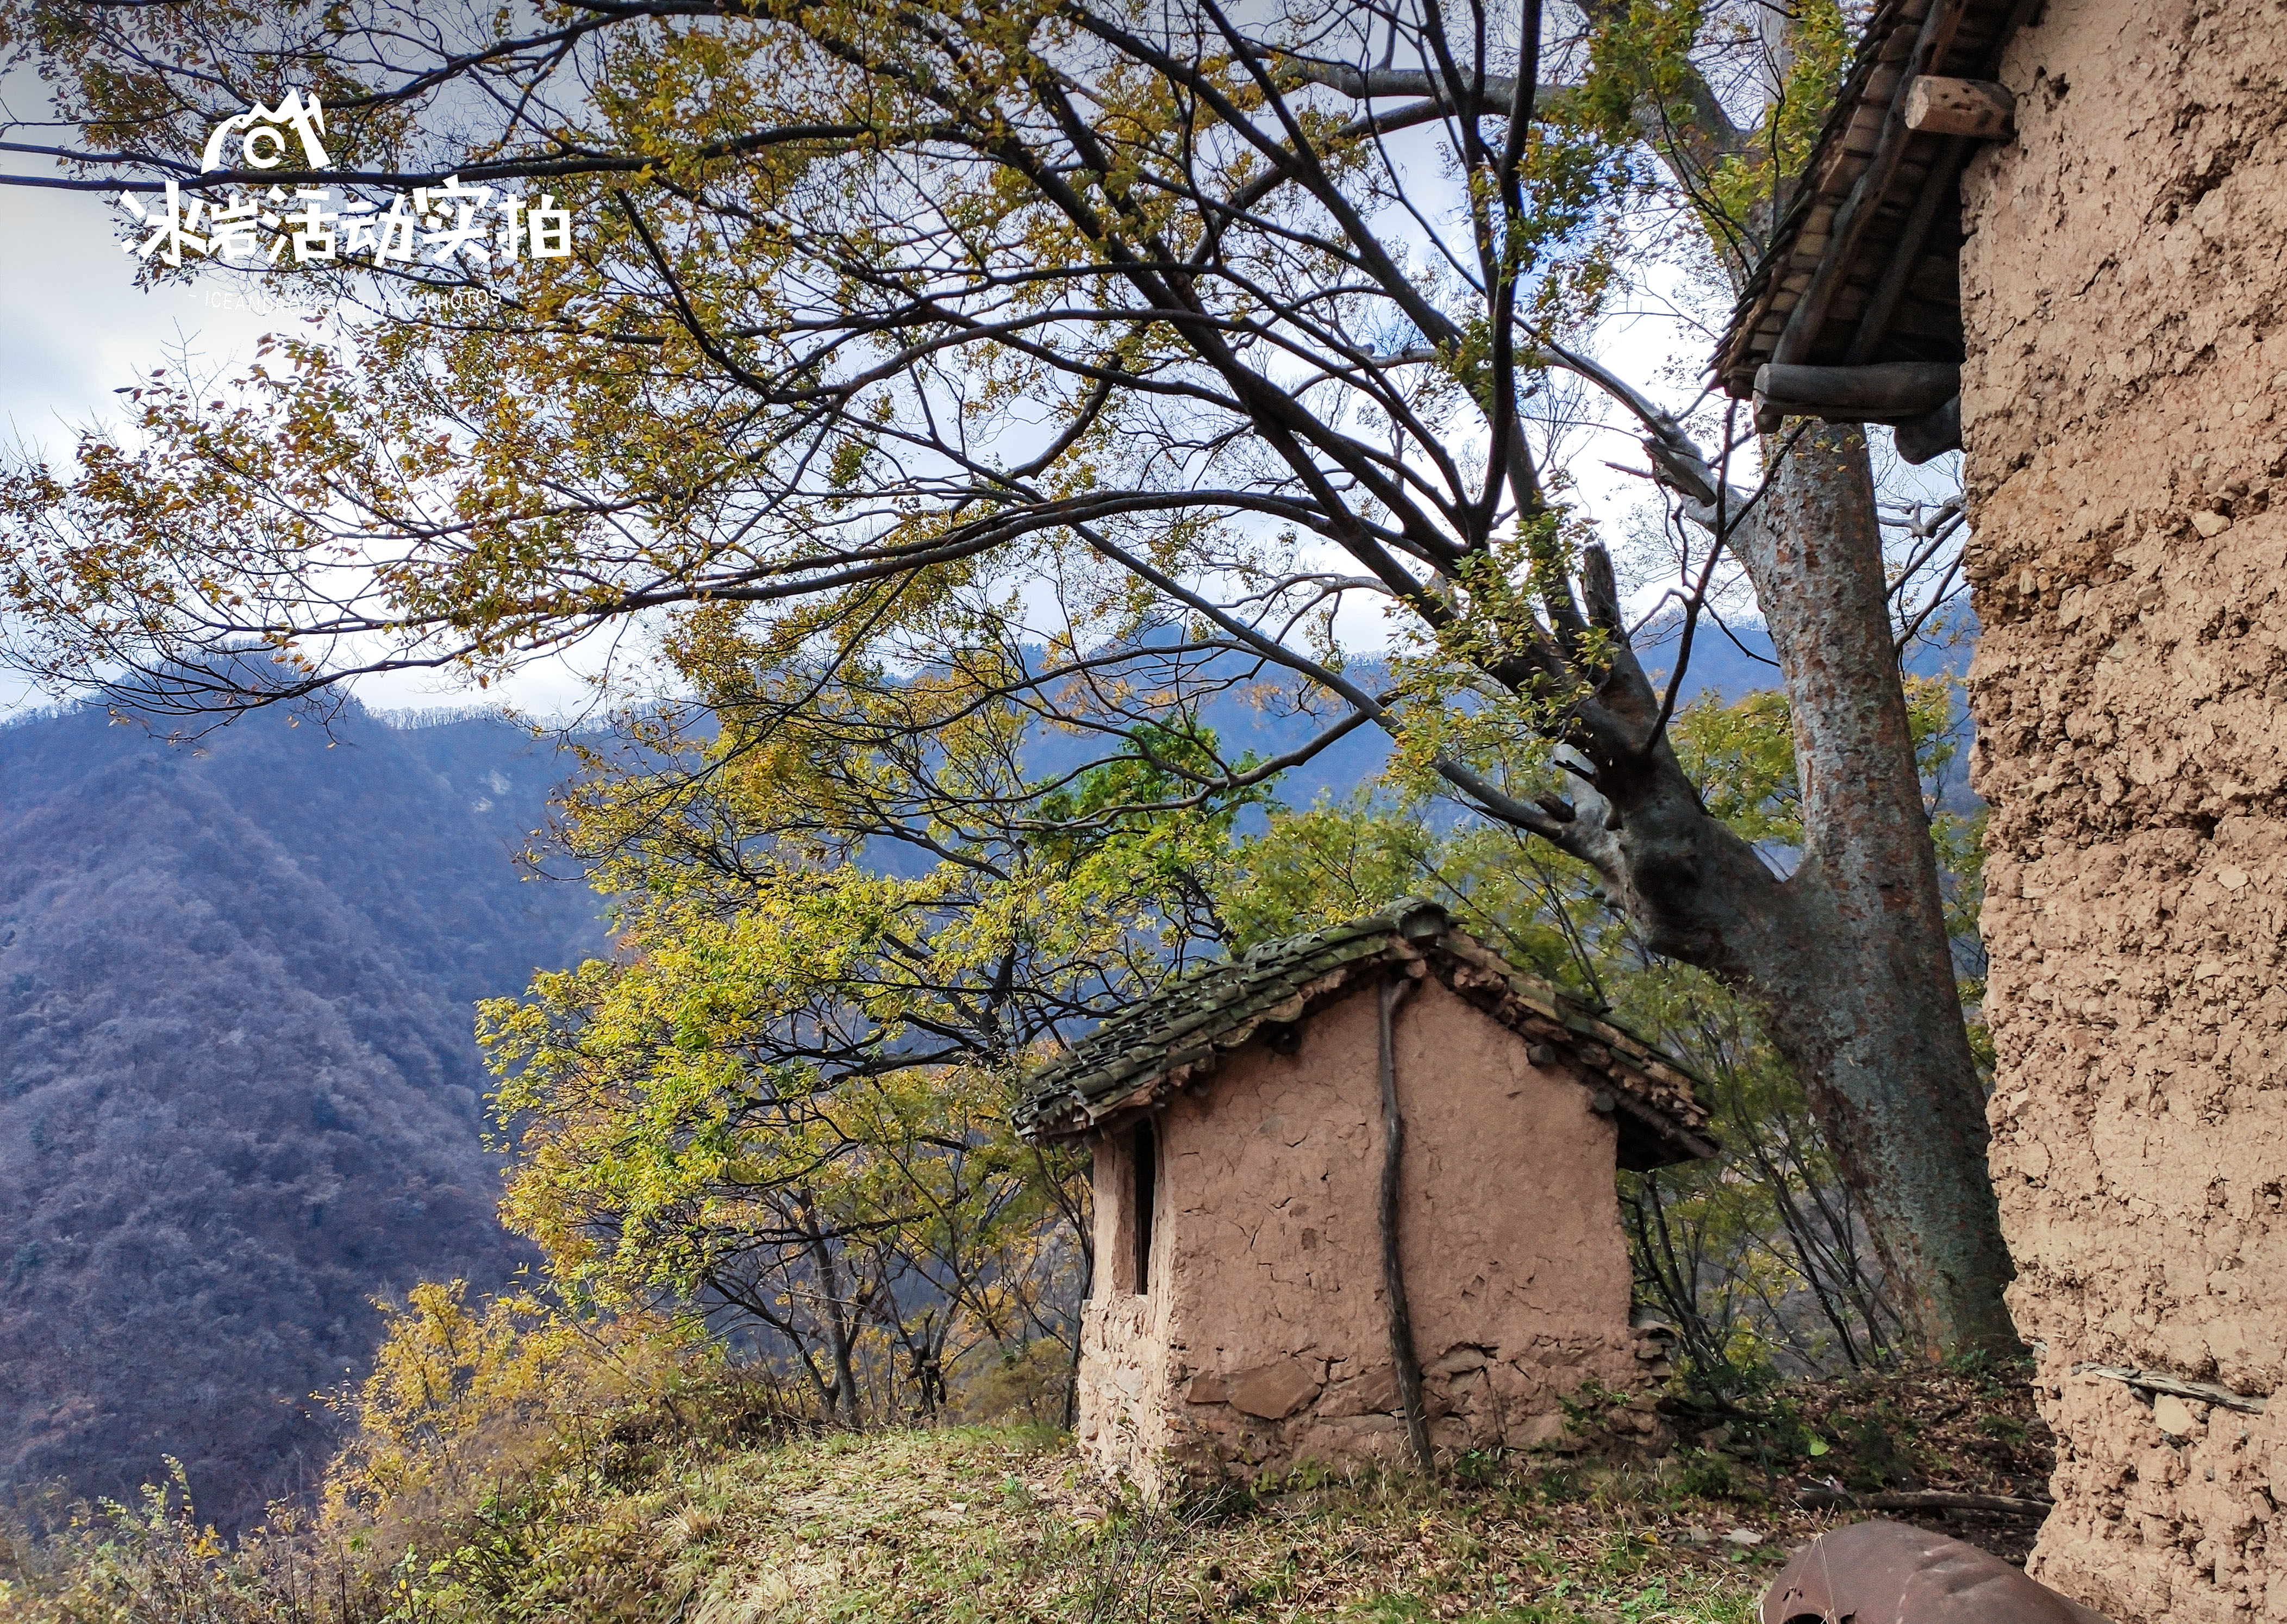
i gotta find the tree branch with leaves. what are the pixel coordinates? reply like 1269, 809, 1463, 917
2, 0, 2013, 1354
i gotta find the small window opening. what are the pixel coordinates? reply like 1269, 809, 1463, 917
1132, 1120, 1157, 1296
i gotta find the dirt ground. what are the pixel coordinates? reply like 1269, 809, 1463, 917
1657, 1360, 2057, 1566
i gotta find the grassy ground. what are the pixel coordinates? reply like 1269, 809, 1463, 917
420, 1424, 1792, 1623
393, 1363, 2052, 1622
0, 1365, 2052, 1623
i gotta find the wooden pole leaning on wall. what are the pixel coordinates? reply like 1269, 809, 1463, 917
1377, 972, 1433, 1473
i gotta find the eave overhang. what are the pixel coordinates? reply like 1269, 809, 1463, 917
1714, 0, 2036, 448
1015, 901, 1717, 1172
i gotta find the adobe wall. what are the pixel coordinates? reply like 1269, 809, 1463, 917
1073, 977, 1660, 1496
1959, 1, 2287, 1616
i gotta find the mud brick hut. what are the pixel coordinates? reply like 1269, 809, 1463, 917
1718, 3, 2286, 1617
1015, 900, 1714, 1496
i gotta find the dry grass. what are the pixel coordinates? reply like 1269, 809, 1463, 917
1, 1364, 2053, 1623
383, 1425, 1819, 1623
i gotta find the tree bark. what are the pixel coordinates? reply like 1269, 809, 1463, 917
1732, 426, 2018, 1359
1573, 428, 2019, 1359
1539, 6, 2017, 1359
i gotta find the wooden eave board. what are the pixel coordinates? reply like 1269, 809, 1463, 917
1713, 0, 2027, 396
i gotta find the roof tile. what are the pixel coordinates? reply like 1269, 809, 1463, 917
1016, 900, 1716, 1169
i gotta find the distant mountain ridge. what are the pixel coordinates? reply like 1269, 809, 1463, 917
0, 701, 605, 1531
1009, 620, 1796, 819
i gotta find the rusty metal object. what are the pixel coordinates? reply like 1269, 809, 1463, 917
1761, 1520, 2114, 1623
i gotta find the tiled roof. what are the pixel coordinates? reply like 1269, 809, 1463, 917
1015, 899, 1716, 1170
1714, 0, 2029, 398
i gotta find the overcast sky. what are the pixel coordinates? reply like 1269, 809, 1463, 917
0, 186, 610, 720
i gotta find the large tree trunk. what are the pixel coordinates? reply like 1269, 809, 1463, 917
1559, 12, 2016, 1360
1732, 427, 2016, 1359
1575, 427, 2017, 1359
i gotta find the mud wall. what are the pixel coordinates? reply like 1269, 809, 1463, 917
1959, 0, 2287, 1616
1073, 977, 1658, 1496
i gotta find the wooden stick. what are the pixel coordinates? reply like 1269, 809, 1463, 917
1378, 974, 1433, 1473
1904, 77, 2016, 139
1754, 362, 1961, 422
2073, 1363, 2271, 1415
1796, 1486, 2055, 1515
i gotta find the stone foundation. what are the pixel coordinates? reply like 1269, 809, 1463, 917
1077, 1313, 1667, 1498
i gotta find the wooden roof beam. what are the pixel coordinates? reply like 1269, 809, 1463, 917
1838, 79, 2014, 362
1845, 136, 1971, 364
1894, 395, 1963, 464
1753, 361, 1960, 431
1770, 0, 1970, 370
1904, 76, 2017, 137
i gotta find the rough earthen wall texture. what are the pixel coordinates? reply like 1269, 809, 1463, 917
1074, 979, 1657, 1497
1960, 1, 2287, 1616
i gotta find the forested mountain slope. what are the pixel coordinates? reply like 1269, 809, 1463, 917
0, 702, 604, 1531
0, 619, 1894, 1533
